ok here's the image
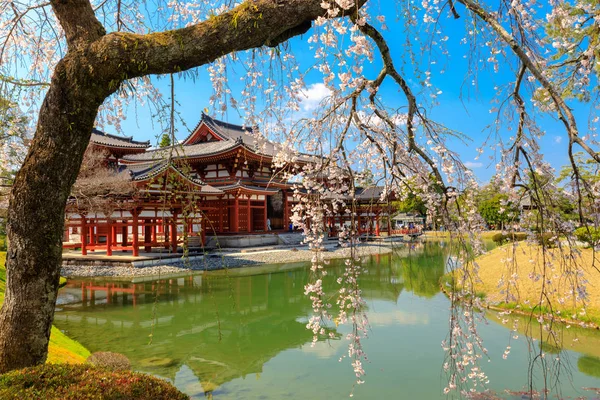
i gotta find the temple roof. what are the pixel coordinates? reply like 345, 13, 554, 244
121, 113, 315, 164
91, 128, 151, 149
219, 181, 281, 194
121, 140, 241, 162
185, 113, 259, 144
356, 187, 386, 201
129, 161, 223, 194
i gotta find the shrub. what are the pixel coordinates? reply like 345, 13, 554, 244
574, 226, 600, 246
491, 232, 528, 245
536, 232, 559, 248
0, 364, 188, 400
87, 352, 130, 371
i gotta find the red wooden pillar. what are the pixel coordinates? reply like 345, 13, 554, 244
132, 209, 139, 257
232, 196, 239, 233
201, 217, 206, 246
171, 211, 178, 253
357, 213, 362, 235
247, 195, 252, 233
151, 219, 157, 243
106, 220, 113, 256
89, 220, 95, 251
375, 213, 380, 236
81, 215, 87, 256
112, 224, 117, 244
264, 197, 268, 231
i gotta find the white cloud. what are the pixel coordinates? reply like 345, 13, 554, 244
368, 310, 429, 326
464, 161, 483, 169
554, 136, 562, 144
300, 83, 331, 111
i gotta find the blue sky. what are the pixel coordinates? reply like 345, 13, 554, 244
112, 2, 588, 185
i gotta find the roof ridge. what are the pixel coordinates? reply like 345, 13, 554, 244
201, 112, 254, 133
92, 128, 151, 146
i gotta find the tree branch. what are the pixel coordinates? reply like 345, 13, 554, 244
50, 0, 105, 47
94, 0, 366, 80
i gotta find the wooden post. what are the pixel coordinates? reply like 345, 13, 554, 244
375, 213, 380, 237
112, 224, 117, 245
232, 196, 239, 233
81, 215, 87, 256
164, 223, 170, 250
171, 211, 178, 253
218, 198, 224, 232
201, 217, 206, 246
144, 219, 152, 253
282, 190, 288, 230
247, 195, 252, 233
106, 220, 113, 256
151, 218, 157, 243
121, 220, 127, 248
132, 209, 139, 257
89, 221, 95, 251
264, 197, 268, 231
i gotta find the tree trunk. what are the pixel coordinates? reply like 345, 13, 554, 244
0, 55, 114, 372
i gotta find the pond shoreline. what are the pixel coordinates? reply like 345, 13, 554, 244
60, 243, 396, 279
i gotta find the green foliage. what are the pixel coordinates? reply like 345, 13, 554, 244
0, 364, 189, 400
475, 181, 518, 229
574, 226, 600, 246
556, 152, 600, 186
491, 232, 528, 245
158, 133, 172, 148
392, 192, 427, 216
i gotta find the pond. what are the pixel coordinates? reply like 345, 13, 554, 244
54, 241, 600, 399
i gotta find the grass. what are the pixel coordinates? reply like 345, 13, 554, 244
467, 242, 600, 326
0, 250, 90, 364
425, 230, 502, 239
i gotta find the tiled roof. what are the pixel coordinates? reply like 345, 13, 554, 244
218, 181, 281, 194
91, 128, 150, 149
128, 161, 223, 194
356, 187, 386, 201
122, 140, 239, 162
121, 114, 317, 164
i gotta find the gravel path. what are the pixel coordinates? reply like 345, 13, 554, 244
60, 243, 395, 278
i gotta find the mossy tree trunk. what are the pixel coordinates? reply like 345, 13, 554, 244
0, 0, 365, 373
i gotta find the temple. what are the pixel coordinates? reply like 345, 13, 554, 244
63, 114, 399, 256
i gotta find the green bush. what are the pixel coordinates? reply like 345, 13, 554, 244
574, 226, 600, 246
0, 364, 188, 400
491, 232, 528, 245
536, 232, 559, 248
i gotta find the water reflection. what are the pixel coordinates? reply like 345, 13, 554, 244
56, 246, 430, 395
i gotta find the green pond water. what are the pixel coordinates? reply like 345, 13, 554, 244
55, 241, 600, 399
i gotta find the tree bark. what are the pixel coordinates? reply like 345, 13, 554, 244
0, 0, 366, 372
